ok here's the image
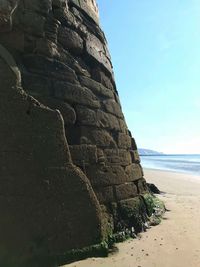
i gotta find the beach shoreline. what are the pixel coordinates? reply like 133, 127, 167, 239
144, 166, 200, 177
144, 168, 200, 195
140, 154, 200, 178
64, 169, 200, 267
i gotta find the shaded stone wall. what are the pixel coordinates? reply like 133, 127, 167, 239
0, 45, 104, 266
0, 0, 149, 265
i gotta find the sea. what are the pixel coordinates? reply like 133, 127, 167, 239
140, 154, 200, 176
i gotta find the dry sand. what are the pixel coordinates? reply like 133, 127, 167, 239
65, 168, 200, 267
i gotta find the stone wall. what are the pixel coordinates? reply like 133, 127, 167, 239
0, 45, 104, 266
0, 0, 149, 266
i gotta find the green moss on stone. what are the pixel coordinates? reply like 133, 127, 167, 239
100, 204, 115, 240
52, 242, 109, 266
120, 197, 141, 219
55, 194, 165, 266
142, 193, 165, 217
119, 197, 148, 232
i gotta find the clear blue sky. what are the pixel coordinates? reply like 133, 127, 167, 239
97, 0, 200, 154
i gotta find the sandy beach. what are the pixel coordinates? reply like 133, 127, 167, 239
64, 168, 200, 267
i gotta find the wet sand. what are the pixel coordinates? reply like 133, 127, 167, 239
64, 168, 200, 267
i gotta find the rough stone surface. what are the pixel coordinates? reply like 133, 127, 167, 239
0, 57, 102, 266
147, 183, 161, 194
115, 183, 138, 201
58, 26, 84, 55
95, 186, 115, 204
0, 0, 149, 265
119, 197, 148, 233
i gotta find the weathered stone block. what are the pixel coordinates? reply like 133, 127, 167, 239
131, 137, 138, 150
79, 75, 114, 98
103, 99, 123, 118
117, 133, 132, 149
92, 67, 114, 90
86, 32, 112, 72
61, 8, 88, 37
35, 38, 59, 58
115, 183, 138, 201
118, 196, 149, 234
119, 197, 143, 219
35, 96, 76, 125
54, 82, 100, 108
89, 129, 116, 148
21, 0, 52, 15
0, 0, 18, 32
66, 125, 118, 151
76, 107, 121, 130
100, 204, 115, 238
103, 43, 112, 63
69, 144, 97, 166
104, 149, 132, 166
136, 178, 148, 194
22, 72, 52, 97
58, 26, 83, 54
86, 165, 129, 186
76, 106, 97, 126
45, 16, 61, 43
130, 150, 141, 163
96, 148, 107, 164
58, 49, 91, 77
109, 202, 119, 223
97, 110, 120, 130
118, 196, 148, 233
0, 31, 24, 52
19, 11, 46, 37
69, 0, 99, 24
23, 55, 79, 83
95, 186, 114, 204
119, 118, 128, 134
125, 164, 143, 181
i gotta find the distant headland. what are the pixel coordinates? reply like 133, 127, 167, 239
138, 148, 164, 156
